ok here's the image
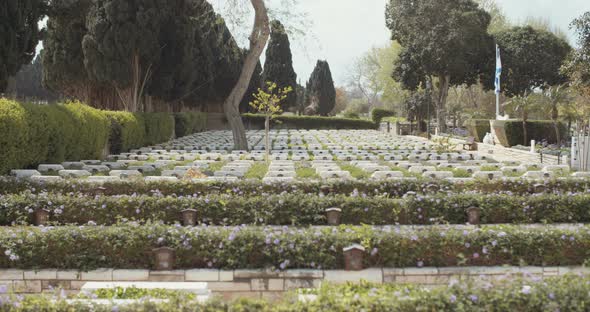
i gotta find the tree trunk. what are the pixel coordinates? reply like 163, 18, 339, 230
523, 109, 528, 146
552, 104, 560, 146
436, 74, 450, 134
265, 115, 270, 162
5, 76, 17, 98
223, 0, 270, 150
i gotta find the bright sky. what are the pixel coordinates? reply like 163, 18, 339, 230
211, 0, 590, 87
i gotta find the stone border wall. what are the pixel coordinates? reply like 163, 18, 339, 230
1, 266, 587, 300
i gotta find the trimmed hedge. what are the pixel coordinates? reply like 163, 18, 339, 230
371, 108, 395, 124
0, 99, 110, 174
243, 113, 379, 130
0, 99, 209, 173
174, 112, 207, 137
141, 112, 175, 146
464, 119, 491, 142
105, 111, 146, 154
4, 192, 590, 226
3, 276, 590, 310
492, 120, 567, 147
1, 177, 588, 197
0, 224, 588, 270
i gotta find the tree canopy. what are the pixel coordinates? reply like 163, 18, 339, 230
495, 26, 571, 97
0, 0, 47, 92
262, 20, 297, 112
304, 60, 336, 116
386, 0, 494, 132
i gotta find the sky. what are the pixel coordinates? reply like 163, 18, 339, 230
212, 0, 590, 87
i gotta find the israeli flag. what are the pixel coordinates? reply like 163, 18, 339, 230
495, 44, 502, 94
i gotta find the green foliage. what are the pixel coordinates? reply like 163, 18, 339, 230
105, 111, 146, 154
141, 113, 175, 146
5, 276, 590, 310
262, 20, 298, 111
243, 114, 378, 130
493, 120, 567, 147
0, 223, 590, 270
0, 0, 47, 92
386, 0, 494, 91
174, 112, 207, 138
304, 60, 336, 116
295, 166, 320, 180
464, 119, 491, 142
339, 164, 371, 179
244, 162, 269, 180
0, 99, 110, 174
371, 108, 395, 124
7, 191, 590, 226
495, 26, 571, 97
84, 286, 196, 300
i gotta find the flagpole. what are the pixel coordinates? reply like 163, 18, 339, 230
495, 44, 501, 120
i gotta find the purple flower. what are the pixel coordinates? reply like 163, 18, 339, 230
469, 294, 478, 303
473, 253, 480, 259
417, 261, 424, 267
274, 239, 280, 245
370, 248, 378, 256
521, 285, 531, 294
449, 294, 457, 303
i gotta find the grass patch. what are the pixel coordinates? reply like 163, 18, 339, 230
480, 165, 500, 172
339, 163, 371, 179
207, 161, 228, 172
296, 163, 320, 180
453, 169, 473, 178
244, 162, 269, 180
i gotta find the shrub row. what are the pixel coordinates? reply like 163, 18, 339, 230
464, 119, 491, 142
0, 224, 588, 270
371, 108, 395, 124
243, 113, 379, 130
174, 112, 207, 137
1, 177, 587, 197
492, 120, 567, 147
4, 192, 590, 226
3, 276, 589, 311
0, 99, 207, 174
0, 99, 110, 174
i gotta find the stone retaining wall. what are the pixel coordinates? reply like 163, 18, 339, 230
1, 266, 586, 300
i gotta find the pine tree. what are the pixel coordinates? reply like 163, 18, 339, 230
0, 0, 47, 92
262, 20, 297, 112
304, 60, 336, 116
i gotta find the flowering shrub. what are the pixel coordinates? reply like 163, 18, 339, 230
3, 192, 590, 226
2, 177, 589, 198
1, 275, 589, 310
0, 224, 589, 270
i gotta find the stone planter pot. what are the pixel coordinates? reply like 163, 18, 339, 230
181, 209, 198, 226
426, 184, 439, 193
343, 244, 365, 271
466, 207, 481, 225
33, 209, 50, 226
325, 208, 342, 225
153, 247, 176, 270
320, 185, 331, 196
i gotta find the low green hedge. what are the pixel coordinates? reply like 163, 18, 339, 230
243, 113, 378, 130
0, 224, 588, 270
371, 108, 395, 124
105, 111, 146, 154
174, 112, 207, 137
141, 112, 175, 146
464, 119, 491, 142
0, 99, 208, 173
492, 120, 567, 147
0, 99, 110, 174
4, 192, 590, 226
3, 276, 590, 311
0, 177, 587, 198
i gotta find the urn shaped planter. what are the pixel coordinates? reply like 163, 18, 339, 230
325, 208, 342, 225
181, 209, 198, 226
33, 209, 50, 226
466, 207, 481, 225
343, 244, 365, 271
153, 247, 176, 270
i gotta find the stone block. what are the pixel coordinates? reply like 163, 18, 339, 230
148, 270, 184, 282
284, 278, 321, 290
208, 282, 251, 292
0, 269, 24, 280
112, 270, 149, 281
24, 270, 57, 280
13, 280, 42, 293
185, 269, 219, 282
57, 271, 80, 280
323, 268, 382, 284
80, 269, 113, 281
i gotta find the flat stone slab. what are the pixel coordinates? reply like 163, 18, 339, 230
10, 170, 41, 178
58, 170, 91, 178
109, 170, 143, 178
81, 282, 209, 295
38, 164, 65, 173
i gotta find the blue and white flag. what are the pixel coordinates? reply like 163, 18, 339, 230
495, 44, 502, 94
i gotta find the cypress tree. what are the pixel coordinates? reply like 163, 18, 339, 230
262, 20, 297, 112
304, 60, 336, 116
0, 0, 47, 93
